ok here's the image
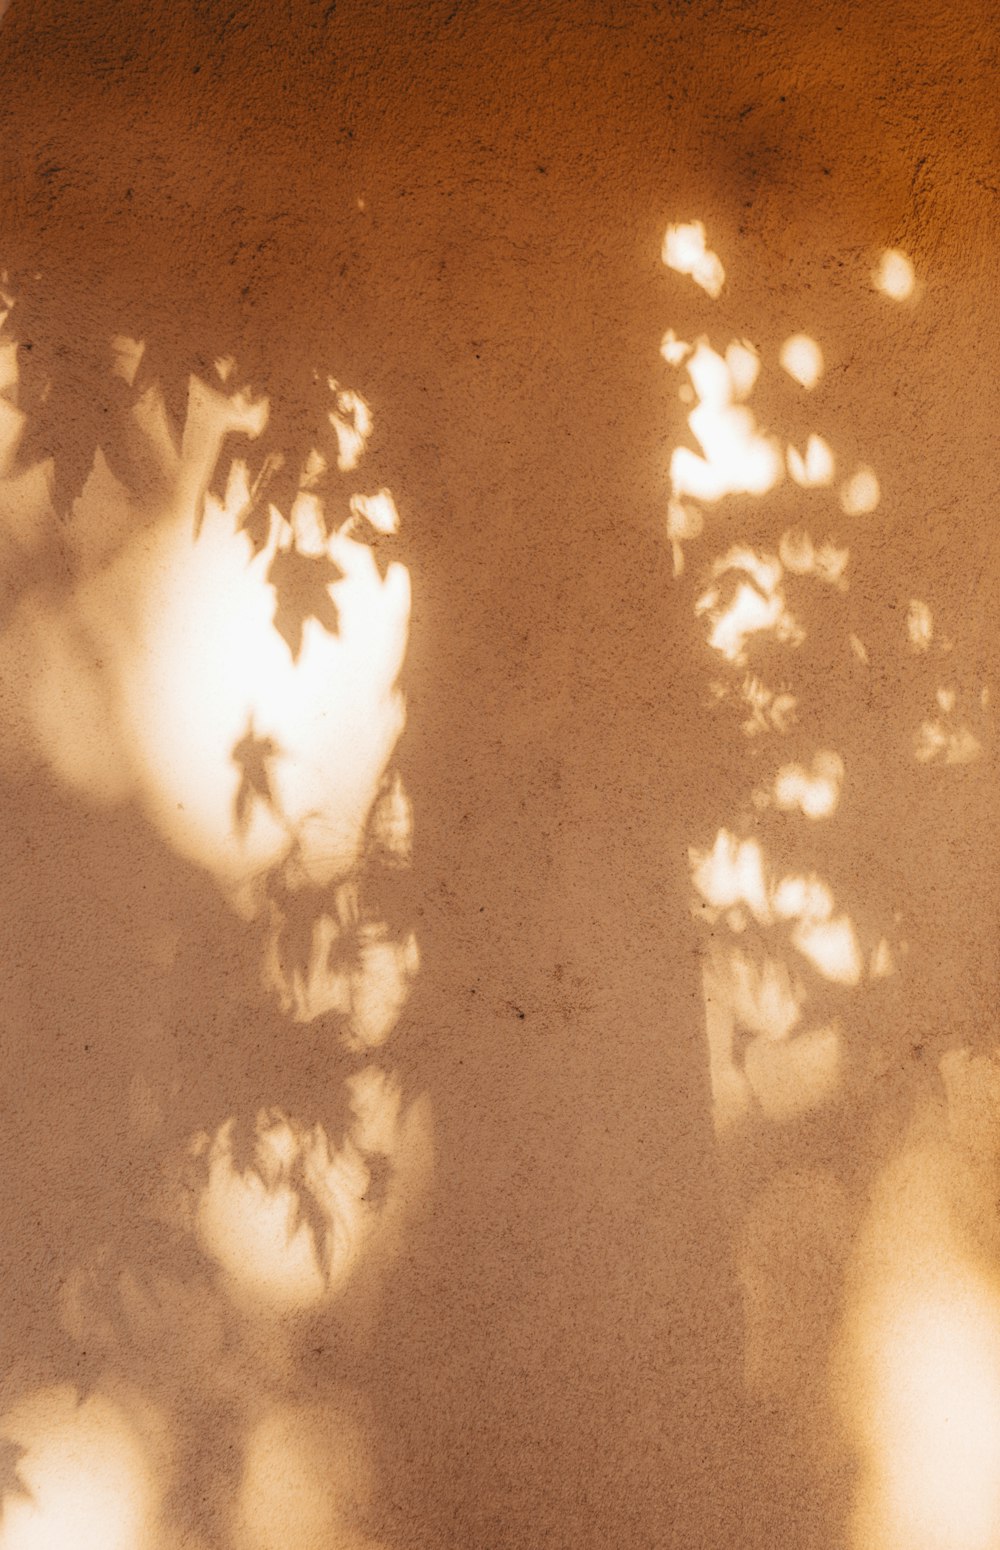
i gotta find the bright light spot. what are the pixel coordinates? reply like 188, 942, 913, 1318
787, 433, 834, 487
348, 1064, 403, 1154
347, 928, 420, 1050
850, 634, 870, 665
779, 334, 823, 389
874, 248, 916, 301
772, 874, 834, 924
737, 677, 798, 736
773, 750, 844, 818
350, 487, 399, 534
691, 830, 771, 924
660, 328, 691, 366
0, 339, 20, 393
936, 686, 956, 714
840, 466, 881, 516
671, 343, 783, 503
667, 498, 704, 542
0, 1387, 158, 1550
851, 1281, 1000, 1550
662, 221, 725, 298
744, 1022, 841, 1121
792, 914, 863, 984
328, 384, 372, 472
778, 529, 849, 587
725, 340, 761, 398
704, 580, 783, 661
908, 599, 933, 651
370, 771, 413, 865
195, 1113, 375, 1312
112, 488, 410, 891
696, 548, 802, 665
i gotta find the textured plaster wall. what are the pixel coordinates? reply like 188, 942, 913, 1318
0, 3, 996, 1548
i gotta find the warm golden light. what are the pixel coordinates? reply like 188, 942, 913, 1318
234, 1401, 382, 1550
771, 751, 844, 819
873, 247, 917, 301
840, 465, 881, 515
662, 220, 726, 298
0, 1387, 160, 1550
779, 333, 823, 389
786, 433, 834, 487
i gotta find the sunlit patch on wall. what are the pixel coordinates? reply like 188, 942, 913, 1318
915, 717, 981, 766
840, 466, 880, 516
192, 1067, 430, 1315
743, 1022, 841, 1121
328, 383, 372, 472
702, 942, 841, 1134
670, 343, 783, 505
873, 248, 916, 302
848, 1275, 1000, 1550
778, 529, 848, 587
907, 598, 933, 651
0, 1386, 160, 1550
696, 547, 802, 664
791, 914, 862, 985
779, 334, 823, 389
770, 750, 844, 818
786, 433, 834, 487
721, 675, 798, 737
265, 887, 419, 1043
662, 221, 725, 298
195, 1108, 376, 1312
113, 476, 410, 891
870, 937, 895, 979
233, 1400, 379, 1550
691, 829, 771, 926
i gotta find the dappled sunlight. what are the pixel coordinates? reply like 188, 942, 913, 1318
695, 546, 803, 664
0, 1386, 163, 1550
123, 483, 409, 890
667, 340, 783, 539
787, 433, 835, 487
661, 220, 725, 298
660, 222, 997, 1543
192, 1066, 428, 1315
0, 272, 423, 1547
769, 751, 844, 818
0, 360, 412, 890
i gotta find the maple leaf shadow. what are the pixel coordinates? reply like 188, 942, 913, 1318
266, 545, 344, 661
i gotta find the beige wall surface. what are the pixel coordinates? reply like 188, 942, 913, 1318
0, 2, 996, 1547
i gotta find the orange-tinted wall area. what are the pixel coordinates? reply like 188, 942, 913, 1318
0, 2, 997, 1547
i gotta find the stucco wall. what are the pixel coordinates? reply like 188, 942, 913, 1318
0, 3, 996, 1547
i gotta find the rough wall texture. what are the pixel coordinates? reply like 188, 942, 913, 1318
0, 3, 996, 1548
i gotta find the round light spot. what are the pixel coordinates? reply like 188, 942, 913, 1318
873, 248, 915, 300
840, 467, 880, 516
779, 334, 823, 389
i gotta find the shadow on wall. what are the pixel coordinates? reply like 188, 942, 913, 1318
0, 1, 997, 1548
0, 280, 427, 1547
661, 217, 999, 1549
